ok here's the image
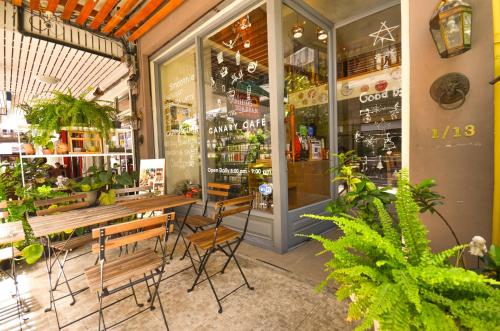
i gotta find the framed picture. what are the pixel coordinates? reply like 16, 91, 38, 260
139, 159, 166, 194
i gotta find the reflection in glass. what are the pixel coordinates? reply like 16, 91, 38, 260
160, 47, 201, 197
336, 5, 402, 187
203, 5, 273, 212
283, 5, 331, 211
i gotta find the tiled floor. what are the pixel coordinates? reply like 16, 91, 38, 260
0, 229, 353, 331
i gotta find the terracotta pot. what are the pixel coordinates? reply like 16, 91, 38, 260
42, 148, 54, 155
23, 143, 35, 155
56, 142, 69, 154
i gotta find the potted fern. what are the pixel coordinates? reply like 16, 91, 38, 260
304, 170, 500, 330
22, 89, 116, 149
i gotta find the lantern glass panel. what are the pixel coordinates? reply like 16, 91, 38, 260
431, 26, 447, 55
463, 11, 472, 46
443, 14, 464, 50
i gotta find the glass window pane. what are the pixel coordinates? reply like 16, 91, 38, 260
160, 46, 201, 197
283, 5, 331, 211
203, 5, 273, 212
336, 5, 402, 187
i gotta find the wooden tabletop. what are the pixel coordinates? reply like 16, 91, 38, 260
0, 221, 25, 245
29, 195, 197, 237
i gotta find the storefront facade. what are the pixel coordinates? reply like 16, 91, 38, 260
138, 0, 495, 255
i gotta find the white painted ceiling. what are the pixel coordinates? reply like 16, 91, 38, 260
0, 26, 128, 107
303, 0, 397, 23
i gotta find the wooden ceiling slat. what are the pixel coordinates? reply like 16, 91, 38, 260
46, 0, 60, 13
76, 0, 98, 26
61, 0, 79, 20
30, 0, 40, 10
114, 0, 164, 37
101, 0, 139, 34
12, 0, 23, 6
128, 0, 184, 42
89, 0, 120, 30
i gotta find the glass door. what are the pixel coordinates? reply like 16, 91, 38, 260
282, 4, 332, 212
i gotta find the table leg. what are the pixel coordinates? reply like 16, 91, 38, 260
170, 203, 193, 260
43, 236, 62, 330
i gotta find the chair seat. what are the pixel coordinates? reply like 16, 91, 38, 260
85, 248, 162, 292
185, 215, 216, 228
0, 247, 21, 262
50, 233, 94, 251
186, 226, 240, 251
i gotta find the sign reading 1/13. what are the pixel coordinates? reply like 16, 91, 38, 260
432, 125, 476, 139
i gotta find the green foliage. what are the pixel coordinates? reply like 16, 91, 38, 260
410, 178, 444, 214
481, 244, 500, 281
99, 189, 116, 206
327, 151, 395, 229
22, 89, 116, 148
21, 243, 44, 264
304, 170, 500, 331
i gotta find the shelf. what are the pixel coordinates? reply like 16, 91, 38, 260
20, 153, 133, 158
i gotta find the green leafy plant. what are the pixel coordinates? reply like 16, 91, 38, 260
480, 244, 500, 281
22, 89, 116, 147
327, 151, 395, 229
98, 189, 116, 206
304, 170, 500, 331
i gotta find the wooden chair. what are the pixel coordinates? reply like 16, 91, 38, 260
114, 185, 153, 202
84, 213, 174, 330
186, 195, 254, 313
179, 182, 231, 260
34, 193, 92, 304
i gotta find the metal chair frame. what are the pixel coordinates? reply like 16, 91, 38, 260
0, 244, 30, 329
179, 182, 231, 261
36, 194, 93, 312
186, 195, 255, 313
94, 213, 173, 331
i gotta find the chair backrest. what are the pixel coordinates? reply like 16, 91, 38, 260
214, 195, 254, 234
114, 185, 153, 202
91, 212, 175, 261
35, 193, 90, 216
203, 182, 231, 216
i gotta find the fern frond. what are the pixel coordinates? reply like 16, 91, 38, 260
396, 170, 430, 264
422, 245, 468, 267
374, 198, 400, 248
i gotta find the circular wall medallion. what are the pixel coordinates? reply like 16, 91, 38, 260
430, 73, 470, 110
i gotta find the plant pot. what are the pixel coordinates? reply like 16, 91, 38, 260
42, 148, 54, 155
23, 143, 35, 155
56, 142, 69, 154
83, 191, 98, 206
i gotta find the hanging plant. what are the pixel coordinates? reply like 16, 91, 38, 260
22, 89, 117, 147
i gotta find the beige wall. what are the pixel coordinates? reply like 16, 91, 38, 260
136, 0, 224, 159
409, 0, 494, 263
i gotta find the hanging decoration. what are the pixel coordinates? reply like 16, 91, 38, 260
369, 21, 399, 47
220, 66, 228, 78
231, 70, 244, 85
222, 33, 240, 49
247, 61, 258, 73
235, 51, 241, 66
217, 51, 224, 64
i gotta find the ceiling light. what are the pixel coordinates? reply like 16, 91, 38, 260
36, 75, 60, 85
317, 28, 328, 41
292, 24, 303, 39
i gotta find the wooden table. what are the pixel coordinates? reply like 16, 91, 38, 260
28, 195, 197, 330
0, 221, 25, 245
29, 195, 197, 237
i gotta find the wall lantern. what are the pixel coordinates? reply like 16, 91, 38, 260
429, 0, 472, 58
